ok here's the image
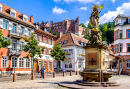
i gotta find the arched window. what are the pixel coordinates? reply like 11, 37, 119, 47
126, 60, 130, 69
69, 63, 72, 68
65, 64, 68, 68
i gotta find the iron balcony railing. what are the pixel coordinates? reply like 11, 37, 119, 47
9, 30, 22, 39
9, 48, 22, 56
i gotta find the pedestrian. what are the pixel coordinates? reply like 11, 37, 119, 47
40, 66, 45, 78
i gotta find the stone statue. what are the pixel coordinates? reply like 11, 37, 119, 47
88, 4, 104, 44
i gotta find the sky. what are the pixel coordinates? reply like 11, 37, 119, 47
0, 0, 130, 26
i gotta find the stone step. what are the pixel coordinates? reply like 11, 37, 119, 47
73, 81, 102, 87
76, 80, 101, 84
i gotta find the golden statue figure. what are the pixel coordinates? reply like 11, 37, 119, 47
88, 4, 104, 44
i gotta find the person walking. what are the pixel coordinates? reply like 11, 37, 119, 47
40, 66, 45, 78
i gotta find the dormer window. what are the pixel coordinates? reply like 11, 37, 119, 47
128, 19, 130, 23
36, 25, 39, 29
23, 14, 28, 22
0, 4, 3, 12
116, 20, 118, 25
10, 9, 16, 17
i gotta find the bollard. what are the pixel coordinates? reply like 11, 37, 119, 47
31, 72, 35, 80
76, 71, 78, 75
53, 72, 56, 78
13, 73, 16, 82
43, 72, 45, 79
63, 71, 65, 77
70, 71, 72, 76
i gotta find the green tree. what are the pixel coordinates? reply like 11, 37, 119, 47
82, 28, 91, 40
0, 30, 11, 49
50, 30, 52, 34
80, 23, 86, 28
53, 32, 58, 35
23, 33, 45, 79
87, 23, 93, 29
106, 28, 114, 44
50, 42, 67, 69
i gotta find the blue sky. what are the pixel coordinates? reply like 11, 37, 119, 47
0, 0, 130, 25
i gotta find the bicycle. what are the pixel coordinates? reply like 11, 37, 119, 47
0, 70, 4, 77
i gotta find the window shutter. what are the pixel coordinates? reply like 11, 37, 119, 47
6, 56, 8, 68
8, 38, 12, 48
0, 18, 3, 28
8, 21, 12, 30
17, 40, 20, 50
24, 27, 28, 35
17, 25, 21, 33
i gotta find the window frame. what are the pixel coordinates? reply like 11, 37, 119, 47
12, 24, 17, 33
126, 60, 130, 69
127, 43, 130, 52
40, 36, 42, 41
3, 19, 8, 30
1, 56, 8, 68
11, 56, 18, 68
19, 57, 24, 68
26, 59, 31, 68
120, 44, 123, 52
20, 27, 24, 35
120, 30, 122, 39
127, 29, 130, 38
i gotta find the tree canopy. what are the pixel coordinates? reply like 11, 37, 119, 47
23, 33, 45, 60
50, 30, 52, 34
50, 42, 67, 68
0, 30, 11, 49
53, 32, 58, 35
80, 23, 86, 28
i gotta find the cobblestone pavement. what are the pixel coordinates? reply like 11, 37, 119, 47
0, 73, 130, 89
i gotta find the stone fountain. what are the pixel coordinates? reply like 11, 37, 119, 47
59, 4, 120, 88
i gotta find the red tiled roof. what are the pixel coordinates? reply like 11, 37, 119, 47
56, 33, 88, 46
0, 3, 34, 27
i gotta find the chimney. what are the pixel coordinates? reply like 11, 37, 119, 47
30, 15, 33, 23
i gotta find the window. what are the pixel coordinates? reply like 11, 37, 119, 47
69, 63, 72, 68
49, 49, 51, 54
117, 45, 119, 53
120, 44, 122, 52
129, 19, 130, 23
10, 12, 16, 17
49, 61, 52, 70
11, 57, 17, 68
2, 56, 8, 68
12, 24, 16, 33
35, 34, 38, 40
20, 42, 23, 50
127, 44, 130, 52
36, 25, 39, 29
44, 61, 46, 70
40, 36, 42, 41
26, 59, 30, 68
19, 58, 24, 68
120, 31, 122, 39
49, 39, 51, 44
28, 29, 31, 36
12, 40, 17, 50
116, 20, 118, 24
20, 27, 24, 35
23, 18, 27, 22
69, 49, 73, 54
127, 30, 130, 38
58, 41, 62, 45
3, 20, 8, 29
44, 37, 46, 42
63, 40, 68, 45
126, 60, 130, 69
65, 63, 68, 68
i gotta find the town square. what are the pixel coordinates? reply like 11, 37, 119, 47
0, 0, 130, 89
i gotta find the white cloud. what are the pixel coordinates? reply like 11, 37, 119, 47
85, 20, 89, 26
80, 6, 87, 10
53, 7, 68, 14
111, 0, 116, 4
53, 0, 61, 2
99, 2, 130, 24
53, 0, 97, 3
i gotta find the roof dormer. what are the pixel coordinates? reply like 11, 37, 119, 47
0, 3, 3, 12
10, 8, 17, 17
23, 14, 28, 22
114, 14, 127, 25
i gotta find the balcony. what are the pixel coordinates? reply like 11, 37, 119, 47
66, 53, 73, 59
9, 48, 22, 56
9, 30, 22, 39
77, 54, 85, 61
